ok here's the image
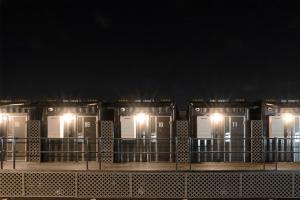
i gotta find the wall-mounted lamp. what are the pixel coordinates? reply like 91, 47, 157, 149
210, 113, 224, 124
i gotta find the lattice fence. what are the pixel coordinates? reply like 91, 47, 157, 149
0, 171, 299, 198
77, 172, 130, 198
0, 172, 23, 197
27, 120, 41, 162
188, 172, 240, 198
241, 172, 293, 198
295, 173, 300, 198
176, 120, 190, 163
251, 120, 264, 163
100, 121, 114, 163
132, 173, 185, 198
24, 172, 76, 197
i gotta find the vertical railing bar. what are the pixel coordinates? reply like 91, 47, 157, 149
27, 137, 30, 162
263, 137, 266, 170
189, 137, 192, 171
175, 137, 178, 171
276, 137, 278, 170
292, 172, 295, 198
290, 135, 294, 162
99, 137, 102, 170
86, 137, 89, 170
1, 138, 3, 169
13, 137, 16, 169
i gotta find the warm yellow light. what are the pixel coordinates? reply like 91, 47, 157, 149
134, 113, 148, 124
282, 113, 294, 124
61, 113, 76, 123
0, 114, 8, 123
210, 113, 224, 124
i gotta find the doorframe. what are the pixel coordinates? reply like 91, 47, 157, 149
5, 113, 28, 162
152, 115, 173, 162
77, 115, 98, 161
228, 115, 246, 162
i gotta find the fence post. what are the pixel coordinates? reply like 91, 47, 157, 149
99, 137, 102, 170
86, 137, 89, 170
291, 136, 293, 162
189, 137, 192, 171
275, 137, 278, 170
175, 137, 178, 171
0, 138, 3, 169
13, 137, 16, 169
263, 137, 266, 170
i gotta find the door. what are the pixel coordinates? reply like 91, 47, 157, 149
120, 116, 136, 162
269, 115, 293, 162
83, 116, 97, 161
156, 116, 172, 162
0, 116, 8, 161
212, 119, 225, 161
47, 116, 63, 162
293, 117, 300, 162
230, 116, 245, 162
136, 115, 149, 162
62, 116, 76, 161
195, 116, 213, 162
7, 116, 27, 161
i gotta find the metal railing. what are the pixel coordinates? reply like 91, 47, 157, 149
0, 136, 300, 170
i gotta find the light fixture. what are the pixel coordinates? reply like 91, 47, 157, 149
61, 113, 76, 123
282, 113, 294, 124
8, 103, 24, 106
210, 113, 224, 124
134, 113, 149, 124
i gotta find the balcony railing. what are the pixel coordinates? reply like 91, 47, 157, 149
0, 137, 299, 171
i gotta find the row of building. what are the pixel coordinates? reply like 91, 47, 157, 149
0, 98, 299, 163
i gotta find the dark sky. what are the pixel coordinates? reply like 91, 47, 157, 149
1, 0, 300, 106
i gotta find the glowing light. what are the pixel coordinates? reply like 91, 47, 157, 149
294, 132, 300, 143
0, 114, 8, 123
61, 113, 76, 123
210, 113, 224, 124
134, 113, 149, 124
282, 113, 294, 124
225, 132, 231, 143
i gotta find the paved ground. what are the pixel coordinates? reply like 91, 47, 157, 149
1, 161, 300, 171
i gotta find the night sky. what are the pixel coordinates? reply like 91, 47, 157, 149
1, 0, 300, 106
